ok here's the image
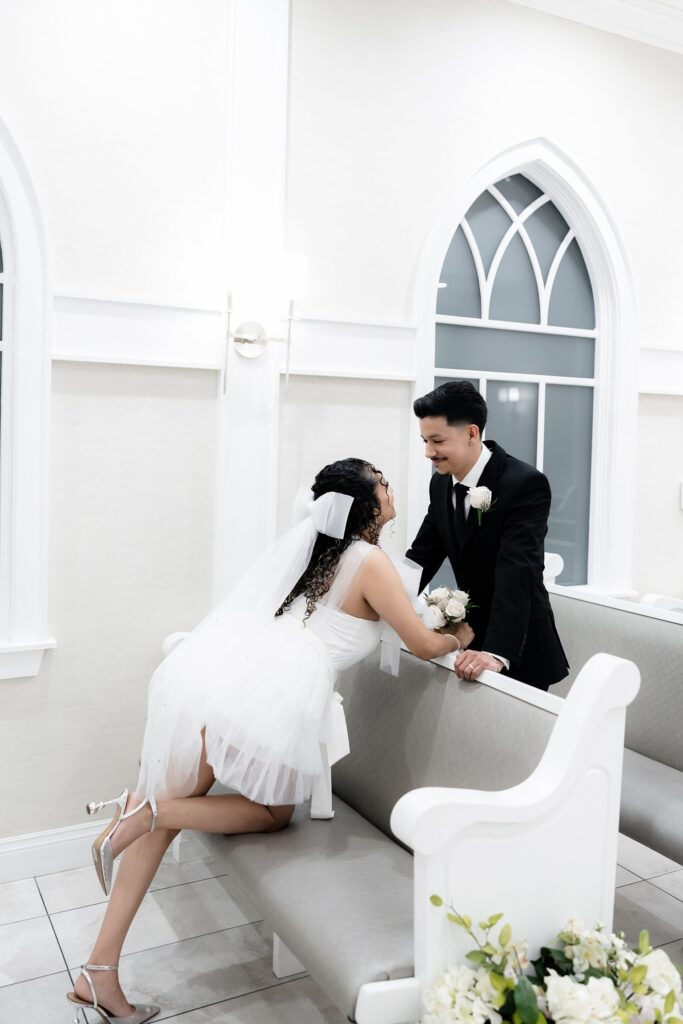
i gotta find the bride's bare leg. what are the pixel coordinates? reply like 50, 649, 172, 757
73, 728, 217, 1017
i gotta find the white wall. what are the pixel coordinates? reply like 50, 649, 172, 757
284, 0, 683, 589
0, 0, 229, 307
634, 394, 683, 599
0, 0, 228, 838
0, 363, 217, 839
286, 0, 683, 349
278, 376, 413, 556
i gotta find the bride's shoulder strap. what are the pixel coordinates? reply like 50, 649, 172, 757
321, 539, 381, 609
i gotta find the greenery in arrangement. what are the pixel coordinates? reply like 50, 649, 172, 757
424, 896, 683, 1024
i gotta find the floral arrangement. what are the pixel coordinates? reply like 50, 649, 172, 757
424, 896, 683, 1024
423, 587, 474, 631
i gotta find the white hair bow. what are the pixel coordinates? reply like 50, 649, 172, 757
292, 486, 354, 540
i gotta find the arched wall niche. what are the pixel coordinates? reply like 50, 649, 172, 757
409, 138, 637, 595
0, 114, 54, 678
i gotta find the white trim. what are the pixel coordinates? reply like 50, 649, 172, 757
0, 819, 103, 883
0, 640, 56, 680
502, 0, 683, 57
0, 115, 52, 679
638, 346, 683, 396
548, 582, 683, 624
411, 138, 637, 594
434, 367, 595, 386
436, 314, 595, 338
52, 293, 224, 369
537, 380, 546, 470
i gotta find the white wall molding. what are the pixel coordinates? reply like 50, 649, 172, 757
50, 297, 683, 400
638, 345, 683, 396
277, 315, 416, 381
410, 137, 639, 594
504, 0, 683, 56
53, 293, 224, 370
0, 115, 54, 679
0, 819, 103, 883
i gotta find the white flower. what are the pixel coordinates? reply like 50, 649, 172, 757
424, 605, 446, 630
451, 589, 470, 606
545, 973, 621, 1024
422, 966, 503, 1024
637, 948, 683, 998
468, 486, 492, 512
444, 598, 466, 622
429, 587, 452, 604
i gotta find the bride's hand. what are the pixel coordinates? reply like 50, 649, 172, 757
438, 622, 475, 648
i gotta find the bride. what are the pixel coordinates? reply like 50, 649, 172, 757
66, 457, 472, 1023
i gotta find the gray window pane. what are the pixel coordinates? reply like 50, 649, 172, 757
435, 375, 479, 392
488, 232, 540, 325
431, 557, 458, 591
544, 384, 593, 585
493, 174, 542, 214
486, 380, 538, 465
524, 202, 570, 282
464, 190, 511, 276
437, 226, 481, 318
548, 239, 595, 330
435, 324, 595, 379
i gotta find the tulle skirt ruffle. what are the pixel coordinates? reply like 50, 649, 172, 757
135, 612, 335, 806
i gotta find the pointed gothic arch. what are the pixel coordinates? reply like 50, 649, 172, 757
409, 138, 637, 594
0, 115, 54, 678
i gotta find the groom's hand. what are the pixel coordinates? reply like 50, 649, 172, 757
453, 651, 503, 681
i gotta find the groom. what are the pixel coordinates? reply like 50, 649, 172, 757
406, 380, 569, 691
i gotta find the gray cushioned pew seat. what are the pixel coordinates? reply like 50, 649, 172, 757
226, 796, 414, 1021
550, 592, 683, 863
224, 647, 558, 1021
621, 749, 683, 865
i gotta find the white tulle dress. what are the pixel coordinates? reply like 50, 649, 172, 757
135, 539, 404, 807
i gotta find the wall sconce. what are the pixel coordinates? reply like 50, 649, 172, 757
223, 252, 309, 393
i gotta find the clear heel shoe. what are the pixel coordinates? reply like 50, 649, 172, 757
86, 789, 158, 895
66, 962, 160, 1022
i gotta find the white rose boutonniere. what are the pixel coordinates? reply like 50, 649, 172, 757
468, 486, 495, 526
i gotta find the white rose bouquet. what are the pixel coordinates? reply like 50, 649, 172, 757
423, 586, 475, 631
424, 897, 683, 1024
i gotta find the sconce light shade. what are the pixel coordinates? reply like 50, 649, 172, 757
281, 251, 309, 302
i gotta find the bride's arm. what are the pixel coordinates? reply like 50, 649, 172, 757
360, 549, 462, 662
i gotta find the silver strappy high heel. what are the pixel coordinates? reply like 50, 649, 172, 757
66, 962, 160, 1022
86, 788, 158, 895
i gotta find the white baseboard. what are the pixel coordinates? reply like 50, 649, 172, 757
0, 822, 215, 883
0, 819, 104, 883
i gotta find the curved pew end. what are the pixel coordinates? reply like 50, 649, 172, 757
355, 977, 422, 1024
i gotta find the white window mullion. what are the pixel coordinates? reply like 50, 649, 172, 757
537, 380, 546, 471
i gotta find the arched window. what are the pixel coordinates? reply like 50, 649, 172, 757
434, 173, 596, 586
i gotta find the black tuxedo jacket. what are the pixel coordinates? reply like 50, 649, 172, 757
406, 440, 569, 690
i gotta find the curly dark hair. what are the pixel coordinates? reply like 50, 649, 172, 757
275, 457, 390, 621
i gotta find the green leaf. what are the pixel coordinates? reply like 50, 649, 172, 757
461, 914, 472, 930
429, 895, 443, 906
629, 965, 647, 987
514, 976, 540, 1024
490, 972, 507, 992
639, 929, 651, 954
499, 923, 512, 947
466, 950, 489, 964
665, 991, 676, 1015
447, 912, 465, 926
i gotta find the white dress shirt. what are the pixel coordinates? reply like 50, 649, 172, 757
451, 444, 510, 672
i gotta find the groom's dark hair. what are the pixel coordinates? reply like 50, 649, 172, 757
413, 380, 487, 432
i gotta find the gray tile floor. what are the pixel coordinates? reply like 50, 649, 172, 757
1, 833, 682, 1024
